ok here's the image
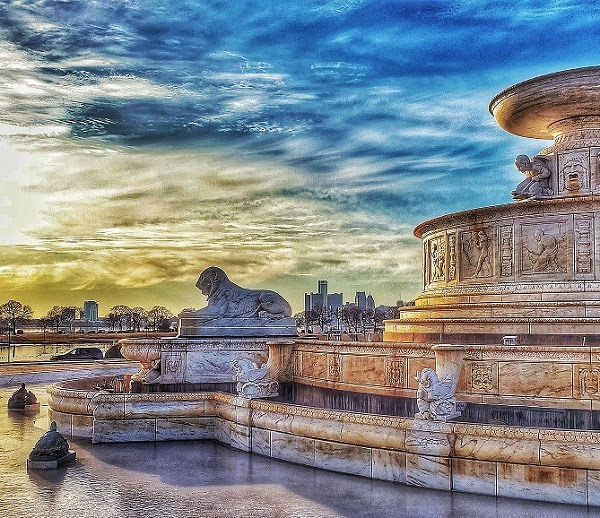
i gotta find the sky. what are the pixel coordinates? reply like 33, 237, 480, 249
1, 0, 600, 316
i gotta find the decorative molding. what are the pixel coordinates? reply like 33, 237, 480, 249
448, 232, 457, 281
385, 358, 404, 387
500, 226, 513, 277
574, 214, 594, 275
328, 353, 341, 381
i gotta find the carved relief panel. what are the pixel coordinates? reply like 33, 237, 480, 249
575, 365, 600, 399
467, 363, 496, 393
160, 351, 186, 382
558, 150, 591, 196
427, 234, 446, 285
499, 225, 514, 279
574, 214, 594, 277
385, 358, 405, 387
518, 219, 570, 278
592, 148, 600, 193
459, 226, 496, 281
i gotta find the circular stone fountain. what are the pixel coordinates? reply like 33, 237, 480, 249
385, 66, 600, 345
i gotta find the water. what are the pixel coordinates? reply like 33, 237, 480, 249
1, 381, 600, 518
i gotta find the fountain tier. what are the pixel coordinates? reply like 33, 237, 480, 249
385, 66, 600, 344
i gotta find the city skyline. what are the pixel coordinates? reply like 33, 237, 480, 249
2, 2, 600, 315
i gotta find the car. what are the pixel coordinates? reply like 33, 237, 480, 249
50, 347, 103, 361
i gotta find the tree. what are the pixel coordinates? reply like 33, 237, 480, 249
131, 307, 148, 332
341, 303, 363, 338
148, 306, 173, 331
60, 306, 78, 333
0, 300, 33, 333
46, 306, 64, 333
45, 306, 78, 333
105, 312, 119, 332
109, 305, 133, 331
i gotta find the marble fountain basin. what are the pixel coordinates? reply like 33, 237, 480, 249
47, 371, 600, 508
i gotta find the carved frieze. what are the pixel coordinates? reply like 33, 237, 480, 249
574, 214, 594, 275
558, 151, 590, 195
469, 363, 494, 392
500, 226, 513, 277
519, 222, 568, 276
385, 358, 405, 387
459, 227, 495, 280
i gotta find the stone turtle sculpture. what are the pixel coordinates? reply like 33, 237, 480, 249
8, 383, 38, 410
29, 421, 70, 461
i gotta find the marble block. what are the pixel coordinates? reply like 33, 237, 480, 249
497, 463, 587, 505
271, 431, 315, 467
406, 453, 451, 490
314, 439, 371, 477
371, 448, 406, 483
451, 458, 496, 496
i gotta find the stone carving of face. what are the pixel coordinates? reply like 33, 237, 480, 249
515, 155, 531, 172
197, 270, 217, 296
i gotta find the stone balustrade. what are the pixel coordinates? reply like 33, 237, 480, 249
293, 339, 600, 410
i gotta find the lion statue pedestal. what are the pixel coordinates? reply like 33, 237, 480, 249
120, 267, 296, 396
178, 266, 297, 337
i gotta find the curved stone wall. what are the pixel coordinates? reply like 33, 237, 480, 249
415, 196, 600, 296
46, 376, 600, 507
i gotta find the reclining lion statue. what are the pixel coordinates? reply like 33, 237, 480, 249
191, 266, 293, 320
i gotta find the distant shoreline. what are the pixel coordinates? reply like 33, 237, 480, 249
0, 331, 177, 345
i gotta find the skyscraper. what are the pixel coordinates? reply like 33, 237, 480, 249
355, 291, 366, 310
83, 300, 99, 322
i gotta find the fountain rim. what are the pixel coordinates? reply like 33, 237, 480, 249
489, 65, 600, 139
413, 194, 600, 239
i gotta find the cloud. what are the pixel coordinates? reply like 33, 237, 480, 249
1, 0, 599, 313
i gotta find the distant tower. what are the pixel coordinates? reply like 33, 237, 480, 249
355, 291, 367, 310
366, 294, 375, 311
317, 280, 328, 308
83, 301, 98, 322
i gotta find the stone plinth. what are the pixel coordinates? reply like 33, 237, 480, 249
178, 316, 297, 337
120, 337, 270, 384
27, 451, 76, 470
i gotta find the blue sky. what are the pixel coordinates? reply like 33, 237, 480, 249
0, 0, 599, 314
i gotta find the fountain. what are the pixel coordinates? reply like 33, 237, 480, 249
47, 67, 600, 507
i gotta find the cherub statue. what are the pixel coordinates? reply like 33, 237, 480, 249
511, 154, 553, 200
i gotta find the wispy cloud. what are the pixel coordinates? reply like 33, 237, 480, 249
0, 0, 598, 312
